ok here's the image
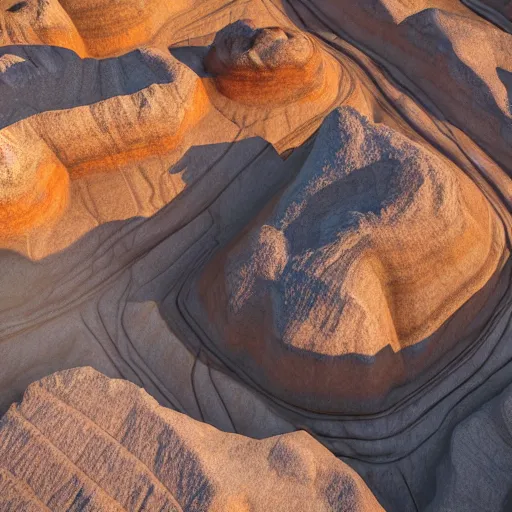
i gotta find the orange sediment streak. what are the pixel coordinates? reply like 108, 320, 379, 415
69, 82, 210, 178
0, 160, 69, 239
208, 39, 328, 106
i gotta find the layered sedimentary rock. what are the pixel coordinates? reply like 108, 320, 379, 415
0, 45, 208, 168
56, 0, 194, 57
0, 45, 208, 236
0, 136, 68, 237
202, 19, 344, 150
205, 19, 329, 106
0, 1, 510, 511
192, 107, 505, 412
0, 45, 203, 128
307, 0, 512, 169
0, 0, 196, 57
0, 367, 384, 511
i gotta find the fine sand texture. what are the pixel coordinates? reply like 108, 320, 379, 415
0, 367, 383, 512
190, 106, 505, 413
0, 0, 511, 511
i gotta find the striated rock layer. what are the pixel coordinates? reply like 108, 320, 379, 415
0, 136, 69, 237
201, 18, 344, 152
0, 0, 197, 57
0, 367, 384, 511
0, 45, 208, 237
306, 0, 512, 170
56, 0, 195, 57
191, 107, 505, 413
427, 381, 512, 511
204, 19, 331, 106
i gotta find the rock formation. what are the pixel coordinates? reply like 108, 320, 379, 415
56, 0, 194, 57
191, 107, 505, 412
0, 367, 383, 511
0, 135, 69, 237
201, 19, 344, 151
0, 45, 208, 236
309, 0, 512, 169
0, 0, 197, 57
0, 1, 510, 511
204, 19, 329, 106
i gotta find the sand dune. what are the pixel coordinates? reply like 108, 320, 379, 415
0, 0, 510, 511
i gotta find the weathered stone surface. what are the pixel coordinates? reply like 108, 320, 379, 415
0, 367, 384, 511
0, 1, 510, 511
192, 107, 505, 413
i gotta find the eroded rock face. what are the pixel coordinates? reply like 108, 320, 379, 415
0, 46, 208, 236
0, 367, 384, 511
311, 0, 512, 169
194, 107, 505, 412
204, 20, 329, 106
0, 2, 510, 511
0, 45, 198, 129
0, 136, 69, 237
0, 0, 196, 57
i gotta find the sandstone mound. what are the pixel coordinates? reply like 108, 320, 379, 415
311, 0, 512, 169
56, 0, 194, 57
192, 107, 505, 412
0, 135, 69, 237
0, 0, 197, 58
0, 367, 383, 511
204, 19, 331, 107
29, 50, 208, 176
0, 46, 208, 157
0, 45, 200, 129
0, 45, 208, 236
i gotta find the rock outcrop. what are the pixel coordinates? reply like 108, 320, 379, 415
0, 367, 384, 511
204, 19, 331, 106
0, 0, 196, 57
0, 2, 510, 512
309, 0, 512, 169
192, 107, 505, 413
0, 45, 208, 236
0, 135, 69, 237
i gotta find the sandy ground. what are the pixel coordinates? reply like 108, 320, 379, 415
0, 0, 510, 510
